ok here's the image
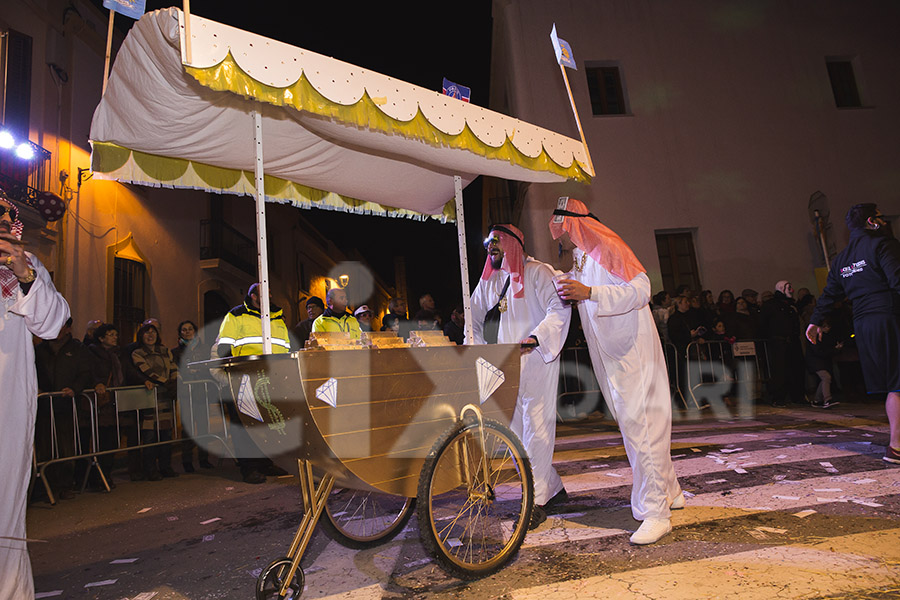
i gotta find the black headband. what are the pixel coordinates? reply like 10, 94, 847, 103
553, 208, 601, 222
489, 225, 525, 248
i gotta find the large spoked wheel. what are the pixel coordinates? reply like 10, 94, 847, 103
417, 416, 534, 579
321, 488, 415, 549
256, 557, 303, 600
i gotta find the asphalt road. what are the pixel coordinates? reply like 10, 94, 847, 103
28, 398, 900, 599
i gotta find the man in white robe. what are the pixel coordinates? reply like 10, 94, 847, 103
0, 189, 70, 598
550, 198, 682, 545
470, 224, 571, 527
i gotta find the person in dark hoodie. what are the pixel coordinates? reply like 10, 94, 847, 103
807, 203, 900, 464
760, 280, 805, 407
805, 318, 843, 409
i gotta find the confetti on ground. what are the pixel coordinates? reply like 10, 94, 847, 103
773, 495, 800, 500
793, 509, 817, 518
604, 472, 624, 477
137, 508, 152, 514
706, 479, 728, 484
167, 516, 179, 522
404, 558, 431, 568
84, 579, 117, 588
721, 448, 743, 453
852, 500, 883, 507
756, 527, 787, 534
35, 592, 62, 599
734, 468, 748, 474
203, 535, 215, 542
109, 558, 138, 564
814, 488, 843, 492
131, 593, 159, 600
200, 517, 221, 525
854, 478, 877, 484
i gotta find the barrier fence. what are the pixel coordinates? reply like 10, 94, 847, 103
32, 379, 232, 505
555, 339, 774, 420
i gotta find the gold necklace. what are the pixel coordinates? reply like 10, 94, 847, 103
573, 252, 588, 273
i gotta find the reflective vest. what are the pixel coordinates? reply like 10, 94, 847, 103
217, 302, 291, 356
312, 310, 361, 339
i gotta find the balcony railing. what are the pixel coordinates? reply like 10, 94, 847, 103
200, 219, 256, 275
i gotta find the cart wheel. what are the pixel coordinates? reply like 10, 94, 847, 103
256, 557, 303, 600
321, 488, 415, 549
416, 417, 534, 579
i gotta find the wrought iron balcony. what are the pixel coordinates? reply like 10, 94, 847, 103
200, 219, 256, 275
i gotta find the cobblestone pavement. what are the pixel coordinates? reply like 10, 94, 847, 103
28, 398, 900, 599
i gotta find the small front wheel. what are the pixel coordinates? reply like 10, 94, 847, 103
322, 488, 414, 549
417, 417, 534, 579
256, 557, 303, 600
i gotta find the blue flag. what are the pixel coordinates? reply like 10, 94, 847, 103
442, 78, 471, 103
550, 24, 577, 70
103, 0, 146, 20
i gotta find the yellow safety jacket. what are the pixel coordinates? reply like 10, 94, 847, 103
217, 300, 291, 356
312, 309, 361, 339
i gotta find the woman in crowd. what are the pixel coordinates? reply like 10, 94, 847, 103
172, 320, 213, 472
132, 322, 179, 480
88, 323, 124, 488
717, 289, 736, 314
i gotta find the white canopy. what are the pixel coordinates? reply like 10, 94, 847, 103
89, 8, 592, 220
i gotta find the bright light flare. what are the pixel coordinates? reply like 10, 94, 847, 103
15, 143, 35, 160
0, 130, 14, 149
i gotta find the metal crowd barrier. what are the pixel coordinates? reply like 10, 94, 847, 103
683, 339, 772, 414
32, 379, 233, 505
555, 341, 685, 421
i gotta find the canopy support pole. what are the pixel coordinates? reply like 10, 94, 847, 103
454, 175, 474, 345
253, 108, 273, 354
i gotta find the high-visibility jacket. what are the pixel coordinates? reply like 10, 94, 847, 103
216, 300, 291, 356
312, 309, 361, 339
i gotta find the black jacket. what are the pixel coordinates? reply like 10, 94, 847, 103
811, 228, 900, 323
35, 337, 93, 395
759, 292, 800, 342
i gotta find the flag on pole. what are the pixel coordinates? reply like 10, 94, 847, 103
442, 78, 471, 103
102, 0, 146, 20
550, 24, 577, 70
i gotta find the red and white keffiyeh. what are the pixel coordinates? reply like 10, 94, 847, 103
1, 218, 28, 299
481, 224, 526, 299
549, 197, 645, 282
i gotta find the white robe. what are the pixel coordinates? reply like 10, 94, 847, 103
573, 249, 681, 521
0, 254, 69, 600
470, 257, 571, 505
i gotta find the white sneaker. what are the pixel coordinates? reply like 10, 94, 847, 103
630, 518, 672, 545
670, 492, 686, 510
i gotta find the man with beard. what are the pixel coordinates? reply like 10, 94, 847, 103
807, 204, 900, 465
470, 223, 571, 528
0, 187, 69, 598
293, 296, 325, 349
550, 198, 683, 545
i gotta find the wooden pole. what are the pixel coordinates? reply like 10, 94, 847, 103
183, 0, 193, 65
558, 63, 595, 177
102, 10, 114, 94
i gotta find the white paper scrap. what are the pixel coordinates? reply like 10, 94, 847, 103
605, 472, 624, 477
84, 579, 117, 588
793, 509, 817, 518
35, 592, 63, 599
167, 516, 178, 522
773, 495, 801, 500
200, 517, 221, 525
734, 468, 748, 474
854, 478, 877, 484
852, 500, 883, 508
817, 498, 847, 503
202, 534, 215, 542
137, 507, 152, 513
721, 448, 743, 453
706, 479, 728, 484
814, 488, 842, 493
109, 558, 139, 564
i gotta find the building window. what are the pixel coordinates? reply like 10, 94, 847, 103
586, 63, 627, 116
655, 231, 700, 294
113, 257, 147, 343
826, 58, 862, 108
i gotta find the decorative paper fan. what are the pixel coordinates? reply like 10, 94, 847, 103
476, 357, 505, 404
316, 377, 338, 408
237, 374, 263, 421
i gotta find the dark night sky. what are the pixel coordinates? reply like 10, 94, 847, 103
99, 1, 494, 313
